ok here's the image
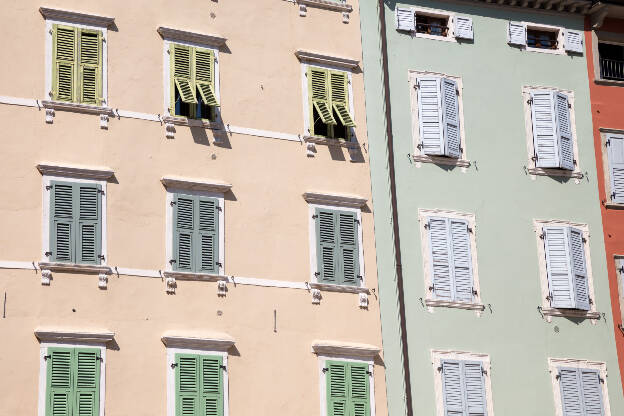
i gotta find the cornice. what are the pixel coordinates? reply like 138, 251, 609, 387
312, 340, 380, 358
460, 0, 592, 15
157, 27, 227, 48
298, 0, 353, 12
161, 332, 235, 351
295, 50, 359, 70
37, 163, 115, 180
161, 177, 232, 193
39, 7, 115, 28
35, 328, 115, 344
303, 191, 367, 208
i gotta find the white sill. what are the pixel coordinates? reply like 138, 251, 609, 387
425, 299, 485, 311
161, 115, 220, 129
38, 262, 111, 274
595, 78, 624, 87
525, 47, 565, 55
162, 270, 227, 282
527, 167, 583, 179
541, 307, 601, 321
298, 0, 353, 12
40, 100, 114, 116
309, 282, 369, 294
304, 135, 359, 149
605, 202, 624, 210
413, 154, 470, 168
414, 32, 457, 43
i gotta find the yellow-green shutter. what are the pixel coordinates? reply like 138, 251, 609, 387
171, 44, 197, 108
330, 71, 355, 127
78, 29, 102, 105
309, 67, 336, 127
52, 24, 77, 102
195, 48, 219, 107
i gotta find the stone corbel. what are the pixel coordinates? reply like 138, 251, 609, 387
98, 273, 108, 289
45, 108, 55, 124
299, 4, 307, 16
41, 269, 52, 285
100, 114, 109, 130
359, 293, 368, 309
342, 12, 349, 23
306, 142, 316, 157
311, 288, 322, 304
217, 280, 227, 296
166, 276, 176, 294
165, 122, 176, 139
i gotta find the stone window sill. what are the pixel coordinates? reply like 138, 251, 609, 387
41, 100, 114, 116
309, 282, 369, 294
425, 299, 485, 311
605, 202, 624, 210
413, 154, 471, 168
527, 167, 584, 179
595, 78, 624, 87
298, 0, 352, 12
163, 270, 228, 282
161, 115, 220, 129
304, 135, 359, 149
38, 262, 111, 275
541, 307, 601, 320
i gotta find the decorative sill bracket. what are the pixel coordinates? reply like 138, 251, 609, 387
40, 100, 114, 129
161, 115, 222, 140
162, 271, 229, 295
38, 262, 112, 288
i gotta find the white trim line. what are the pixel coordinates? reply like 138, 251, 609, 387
113, 267, 161, 278
0, 96, 39, 107
114, 109, 161, 122
0, 260, 38, 270
229, 276, 307, 289
226, 125, 301, 142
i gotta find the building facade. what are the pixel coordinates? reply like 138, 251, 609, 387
360, 0, 624, 415
0, 1, 388, 415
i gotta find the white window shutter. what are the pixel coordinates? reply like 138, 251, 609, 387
441, 360, 465, 414
396, 7, 415, 31
449, 219, 473, 302
559, 368, 583, 415
530, 90, 559, 168
440, 78, 462, 158
508, 21, 526, 46
463, 362, 487, 416
568, 227, 590, 311
454, 16, 474, 40
607, 135, 624, 203
417, 77, 444, 155
428, 217, 453, 300
554, 92, 574, 171
564, 30, 584, 54
544, 226, 576, 309
580, 369, 604, 415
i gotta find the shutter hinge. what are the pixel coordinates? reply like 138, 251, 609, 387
589, 297, 594, 305
539, 233, 545, 240
96, 356, 103, 362
44, 251, 52, 257
170, 362, 178, 369
618, 266, 624, 274
428, 285, 435, 292
599, 376, 605, 383
481, 368, 488, 376
467, 225, 473, 233
314, 272, 321, 277
573, 159, 577, 166
357, 275, 363, 280
312, 214, 318, 219
97, 189, 105, 195
217, 206, 223, 212
170, 201, 176, 206
582, 237, 587, 243
555, 373, 561, 380
354, 218, 360, 224
322, 367, 329, 373
437, 365, 443, 372
606, 139, 611, 147
472, 288, 478, 296
366, 370, 373, 375
455, 88, 460, 96
98, 255, 105, 260
45, 185, 52, 191
527, 98, 533, 105
612, 192, 617, 200
416, 143, 423, 150
424, 222, 430, 229
220, 365, 227, 371
215, 262, 223, 267
546, 293, 553, 301
618, 324, 624, 336
531, 155, 538, 162
169, 259, 176, 264
568, 102, 572, 109
414, 81, 420, 90
44, 354, 51, 361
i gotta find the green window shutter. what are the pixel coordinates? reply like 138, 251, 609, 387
195, 48, 219, 107
316, 208, 338, 283
52, 25, 77, 102
46, 347, 73, 416
201, 355, 224, 416
172, 44, 197, 106
176, 354, 200, 416
51, 181, 76, 263
74, 348, 101, 416
309, 67, 336, 126
77, 184, 102, 265
338, 211, 360, 286
198, 197, 219, 274
176, 354, 224, 416
327, 361, 348, 416
330, 71, 356, 127
174, 194, 195, 271
78, 29, 102, 105
349, 363, 371, 416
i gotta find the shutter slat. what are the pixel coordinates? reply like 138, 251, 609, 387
197, 83, 219, 107
555, 92, 574, 170
74, 348, 100, 416
544, 226, 576, 308
52, 182, 75, 263
317, 209, 338, 283
333, 103, 356, 127
198, 198, 219, 274
54, 25, 76, 101
608, 135, 624, 203
350, 363, 370, 416
417, 77, 444, 155
450, 219, 473, 303
569, 228, 590, 311
531, 90, 559, 168
196, 48, 219, 107
441, 78, 461, 158
79, 30, 101, 104
77, 185, 101, 265
428, 217, 453, 300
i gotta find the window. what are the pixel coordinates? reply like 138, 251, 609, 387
173, 353, 224, 416
324, 360, 371, 416
527, 28, 558, 50
416, 14, 449, 37
307, 66, 355, 140
599, 42, 624, 82
508, 22, 583, 55
396, 7, 473, 41
615, 257, 624, 323
605, 133, 624, 204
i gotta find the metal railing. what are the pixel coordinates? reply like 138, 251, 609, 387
415, 22, 449, 37
600, 58, 624, 81
526, 35, 558, 50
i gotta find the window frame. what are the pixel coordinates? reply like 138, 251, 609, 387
525, 23, 565, 55
591, 30, 624, 85
408, 7, 460, 43
614, 255, 624, 325
600, 128, 624, 207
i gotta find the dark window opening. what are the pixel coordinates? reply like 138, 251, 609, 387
174, 85, 216, 121
332, 108, 348, 141
599, 42, 624, 81
174, 85, 192, 118
196, 87, 216, 121
312, 106, 329, 138
415, 14, 449, 37
527, 29, 558, 50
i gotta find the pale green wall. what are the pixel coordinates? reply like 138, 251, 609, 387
360, 1, 624, 414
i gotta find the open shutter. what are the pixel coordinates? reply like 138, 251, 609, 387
176, 354, 200, 416
555, 92, 574, 170
327, 361, 348, 416
172, 44, 197, 104
53, 25, 76, 102
74, 348, 100, 416
607, 135, 624, 203
508, 22, 526, 46
195, 48, 219, 107
559, 367, 583, 416
441, 360, 465, 415
450, 219, 474, 303
544, 226, 575, 308
464, 362, 487, 416
417, 77, 444, 155
428, 217, 453, 300
174, 194, 195, 272
46, 348, 73, 416
568, 228, 590, 311
441, 78, 461, 158
309, 67, 336, 125
78, 29, 102, 105
350, 363, 370, 416
531, 90, 559, 168
455, 16, 474, 40
330, 71, 356, 127
580, 369, 604, 416
565, 30, 584, 54
77, 184, 101, 265
396, 7, 415, 31
201, 356, 223, 416
51, 182, 75, 263
316, 209, 338, 283
198, 197, 219, 274
338, 211, 360, 286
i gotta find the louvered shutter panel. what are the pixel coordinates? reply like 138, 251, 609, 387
580, 369, 604, 416
607, 135, 624, 203
327, 361, 348, 416
417, 77, 444, 155
316, 209, 338, 283
176, 354, 200, 416
559, 367, 583, 416
531, 90, 559, 168
450, 219, 474, 302
544, 226, 575, 308
464, 362, 487, 416
46, 348, 73, 416
201, 356, 223, 416
508, 22, 526, 46
350, 363, 370, 416
74, 348, 100, 416
428, 217, 452, 300
172, 44, 197, 105
77, 184, 101, 265
454, 16, 474, 40
338, 211, 360, 286
565, 30, 584, 54
195, 47, 219, 107
309, 67, 336, 126
78, 30, 102, 105
174, 194, 195, 272
330, 71, 356, 127
396, 7, 415, 31
198, 197, 219, 274
555, 92, 574, 170
441, 78, 461, 158
568, 228, 590, 311
51, 182, 75, 263
53, 25, 76, 102
441, 360, 465, 415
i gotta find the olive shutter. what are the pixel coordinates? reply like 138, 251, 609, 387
316, 208, 338, 283
46, 348, 73, 416
338, 211, 360, 286
441, 78, 461, 158
565, 30, 584, 54
51, 182, 75, 263
74, 349, 100, 416
77, 184, 102, 265
53, 25, 77, 102
198, 197, 219, 274
79, 30, 102, 105
195, 48, 219, 107
330, 71, 356, 127
555, 92, 574, 170
417, 77, 444, 155
531, 90, 560, 168
454, 16, 474, 40
428, 217, 453, 300
441, 360, 465, 415
174, 194, 196, 272
607, 135, 624, 203
309, 67, 337, 126
326, 361, 370, 416
580, 369, 604, 416
172, 44, 197, 105
544, 226, 576, 309
508, 21, 526, 46
569, 227, 590, 311
396, 7, 415, 31
450, 219, 474, 303
464, 361, 487, 416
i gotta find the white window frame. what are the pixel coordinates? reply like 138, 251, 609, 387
592, 31, 624, 85
431, 350, 495, 416
418, 208, 483, 313
307, 203, 365, 288
522, 85, 582, 179
166, 347, 230, 416
162, 38, 222, 123
37, 342, 107, 416
408, 70, 470, 168
300, 63, 356, 142
533, 219, 599, 321
614, 255, 624, 324
42, 175, 108, 265
411, 7, 458, 43
165, 188, 225, 275
44, 19, 109, 105
600, 128, 624, 207
548, 357, 612, 416
521, 22, 566, 55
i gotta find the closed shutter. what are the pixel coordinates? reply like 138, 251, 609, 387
338, 211, 360, 286
555, 92, 574, 170
198, 197, 219, 274
396, 7, 415, 31
417, 77, 444, 155
559, 367, 583, 416
508, 21, 526, 46
544, 226, 575, 308
350, 363, 370, 416
442, 360, 487, 416
330, 71, 356, 127
79, 30, 102, 105
174, 194, 195, 272
195, 48, 219, 107
172, 44, 197, 105
77, 184, 102, 265
441, 78, 462, 158
201, 356, 224, 416
454, 16, 474, 40
327, 361, 348, 416
46, 348, 73, 416
428, 217, 453, 300
580, 369, 604, 416
441, 360, 465, 415
309, 67, 336, 126
565, 30, 584, 54
464, 361, 487, 416
74, 349, 100, 416
607, 135, 624, 203
316, 209, 338, 284
531, 90, 559, 168
52, 25, 77, 102
450, 219, 474, 303
176, 354, 200, 416
51, 182, 75, 263
568, 228, 590, 311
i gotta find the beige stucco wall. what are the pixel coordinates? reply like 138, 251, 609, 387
0, 1, 387, 415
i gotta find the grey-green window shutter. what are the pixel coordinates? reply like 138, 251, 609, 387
174, 194, 195, 272
198, 197, 219, 274
46, 347, 73, 416
51, 181, 76, 263
77, 184, 102, 265
316, 208, 338, 283
316, 208, 360, 286
337, 211, 360, 286
74, 348, 101, 416
175, 353, 224, 416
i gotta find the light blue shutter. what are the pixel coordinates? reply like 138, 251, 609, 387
338, 211, 360, 286
565, 30, 584, 54
174, 194, 195, 272
450, 219, 474, 303
396, 7, 415, 31
77, 184, 101, 265
317, 209, 338, 283
508, 22, 526, 46
51, 182, 75, 263
580, 369, 604, 416
531, 90, 559, 168
544, 226, 575, 308
441, 78, 462, 158
568, 228, 590, 311
441, 360, 465, 415
454, 16, 474, 40
417, 77, 444, 155
464, 361, 487, 416
198, 197, 219, 274
428, 217, 452, 300
559, 367, 583, 416
555, 92, 574, 170
607, 135, 624, 203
